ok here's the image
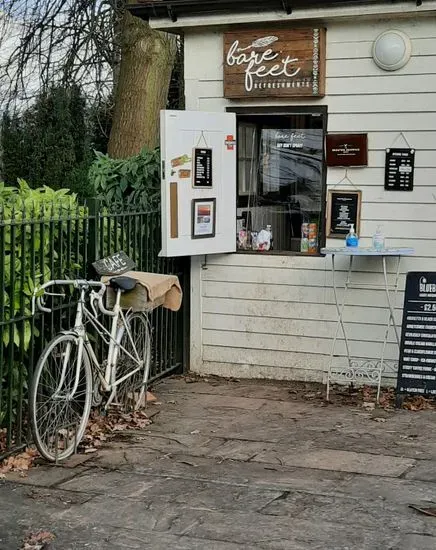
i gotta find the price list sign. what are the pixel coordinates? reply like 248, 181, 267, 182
384, 148, 415, 191
193, 148, 213, 188
397, 272, 436, 401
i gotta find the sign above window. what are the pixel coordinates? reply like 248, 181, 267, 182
223, 28, 326, 99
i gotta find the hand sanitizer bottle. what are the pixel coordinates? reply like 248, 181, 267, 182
372, 225, 385, 251
266, 224, 273, 251
345, 223, 359, 247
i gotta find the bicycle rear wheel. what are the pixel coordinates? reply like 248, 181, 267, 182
30, 334, 92, 462
115, 312, 151, 411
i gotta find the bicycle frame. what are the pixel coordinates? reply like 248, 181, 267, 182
35, 280, 145, 407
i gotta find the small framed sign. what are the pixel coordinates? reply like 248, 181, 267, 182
326, 190, 362, 238
192, 198, 216, 239
193, 147, 213, 188
326, 134, 368, 167
384, 148, 415, 191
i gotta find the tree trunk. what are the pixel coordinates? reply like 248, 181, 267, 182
108, 11, 176, 158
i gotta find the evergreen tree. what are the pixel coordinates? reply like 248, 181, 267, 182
0, 112, 27, 184
0, 85, 97, 197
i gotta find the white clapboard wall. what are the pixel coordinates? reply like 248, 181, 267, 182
186, 17, 436, 383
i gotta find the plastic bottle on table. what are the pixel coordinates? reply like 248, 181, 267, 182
266, 224, 273, 251
345, 223, 359, 247
372, 225, 385, 251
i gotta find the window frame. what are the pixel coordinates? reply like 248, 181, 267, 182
237, 121, 258, 197
227, 105, 328, 256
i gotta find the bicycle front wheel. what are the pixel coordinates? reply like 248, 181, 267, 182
30, 333, 92, 462
115, 312, 151, 411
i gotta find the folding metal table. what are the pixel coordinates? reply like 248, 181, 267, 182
321, 247, 414, 402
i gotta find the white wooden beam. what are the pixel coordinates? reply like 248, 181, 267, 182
147, 1, 436, 31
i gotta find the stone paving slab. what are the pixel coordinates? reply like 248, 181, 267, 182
3, 464, 91, 487
336, 472, 436, 503
59, 470, 284, 512
165, 507, 403, 550
394, 534, 436, 550
109, 453, 348, 493
260, 490, 436, 535
251, 446, 416, 477
1, 376, 436, 549
405, 459, 436, 482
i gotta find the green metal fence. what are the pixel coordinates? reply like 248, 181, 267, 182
0, 201, 189, 456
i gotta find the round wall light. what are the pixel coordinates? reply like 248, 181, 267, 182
372, 30, 412, 71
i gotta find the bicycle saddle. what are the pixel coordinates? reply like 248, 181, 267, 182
109, 276, 137, 292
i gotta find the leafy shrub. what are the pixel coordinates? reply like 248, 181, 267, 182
89, 147, 160, 211
0, 180, 86, 428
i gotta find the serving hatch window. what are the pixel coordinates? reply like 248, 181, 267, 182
236, 111, 326, 254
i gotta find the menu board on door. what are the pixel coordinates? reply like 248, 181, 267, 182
397, 272, 436, 400
193, 148, 213, 188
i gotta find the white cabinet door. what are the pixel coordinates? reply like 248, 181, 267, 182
160, 110, 236, 257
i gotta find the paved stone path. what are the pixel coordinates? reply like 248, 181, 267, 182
1, 377, 436, 549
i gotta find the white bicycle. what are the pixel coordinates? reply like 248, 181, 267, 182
30, 276, 151, 462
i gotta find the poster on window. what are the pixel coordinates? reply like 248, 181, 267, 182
192, 198, 216, 239
260, 128, 323, 210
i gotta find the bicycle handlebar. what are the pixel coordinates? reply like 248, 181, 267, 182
32, 279, 108, 315
90, 289, 118, 318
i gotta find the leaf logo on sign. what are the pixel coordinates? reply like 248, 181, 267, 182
226, 35, 301, 92
237, 36, 278, 51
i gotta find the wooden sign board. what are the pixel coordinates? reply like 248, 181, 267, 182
326, 134, 368, 166
92, 251, 136, 276
385, 148, 415, 191
224, 28, 326, 99
326, 190, 362, 238
397, 272, 436, 404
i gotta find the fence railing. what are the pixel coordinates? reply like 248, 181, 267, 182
0, 200, 188, 456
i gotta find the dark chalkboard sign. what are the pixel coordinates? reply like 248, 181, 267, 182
385, 148, 415, 191
397, 272, 436, 403
326, 190, 362, 238
92, 251, 136, 276
193, 148, 213, 188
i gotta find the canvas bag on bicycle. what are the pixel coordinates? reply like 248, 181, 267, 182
92, 251, 183, 312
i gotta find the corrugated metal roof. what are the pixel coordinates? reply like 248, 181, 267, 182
128, 0, 422, 22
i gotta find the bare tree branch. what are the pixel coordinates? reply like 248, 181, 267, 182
0, 0, 121, 109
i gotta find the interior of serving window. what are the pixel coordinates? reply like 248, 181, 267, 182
236, 112, 326, 254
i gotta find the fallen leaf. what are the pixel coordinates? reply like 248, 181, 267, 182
409, 504, 436, 517
0, 448, 39, 476
146, 391, 157, 402
78, 409, 152, 453
21, 530, 55, 550
0, 429, 6, 454
190, 429, 200, 435
403, 395, 435, 411
84, 447, 98, 454
179, 460, 198, 467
